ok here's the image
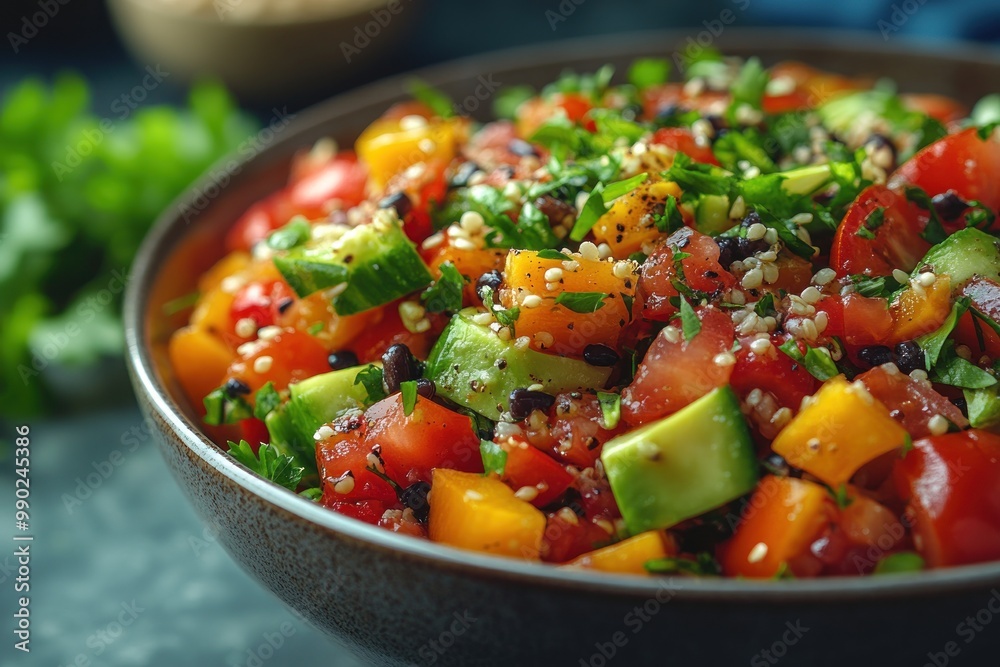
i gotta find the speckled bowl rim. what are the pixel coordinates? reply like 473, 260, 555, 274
125, 28, 1000, 603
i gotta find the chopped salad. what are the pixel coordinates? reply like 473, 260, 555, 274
168, 54, 1000, 578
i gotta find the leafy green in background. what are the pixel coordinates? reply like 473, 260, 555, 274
0, 75, 257, 419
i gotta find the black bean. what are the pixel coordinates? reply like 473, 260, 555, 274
327, 350, 359, 371
931, 191, 969, 222
865, 133, 897, 168
893, 340, 924, 375
583, 344, 620, 367
378, 191, 412, 219
534, 195, 576, 227
400, 481, 431, 522
715, 236, 741, 269
951, 396, 969, 416
382, 344, 419, 394
476, 270, 503, 301
762, 454, 800, 478
705, 114, 728, 136
508, 138, 538, 157
224, 378, 251, 396
276, 297, 295, 314
449, 161, 480, 188
858, 345, 894, 368
654, 103, 680, 124
509, 388, 556, 421
415, 378, 436, 399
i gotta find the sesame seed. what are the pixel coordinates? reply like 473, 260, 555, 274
562, 259, 581, 272
544, 267, 564, 283
800, 286, 824, 304
612, 260, 633, 279
771, 407, 793, 428
526, 383, 544, 392
746, 388, 763, 407
729, 289, 746, 305
413, 318, 432, 333
464, 489, 484, 501
327, 283, 348, 298
790, 212, 814, 226
253, 355, 273, 374
729, 196, 746, 220
801, 319, 819, 341
746, 223, 767, 241
928, 414, 949, 436
333, 472, 355, 495
418, 138, 437, 153
578, 241, 600, 261
452, 237, 477, 251
741, 268, 764, 289
812, 268, 837, 285
761, 263, 780, 285
917, 272, 936, 287
313, 425, 335, 441
514, 486, 539, 502
235, 318, 257, 338
909, 369, 929, 382
534, 331, 554, 348
892, 269, 910, 284
807, 438, 821, 451
713, 352, 737, 367
421, 233, 445, 249
597, 243, 613, 260
750, 337, 773, 355
220, 275, 247, 294
747, 542, 769, 563
514, 336, 531, 350
757, 250, 778, 263
236, 341, 258, 357
472, 312, 495, 326
814, 311, 829, 333
662, 326, 681, 344
557, 507, 580, 525
459, 210, 485, 232
257, 325, 282, 341
399, 114, 427, 130
522, 294, 543, 308
763, 228, 779, 245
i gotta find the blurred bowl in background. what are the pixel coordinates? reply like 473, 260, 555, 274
106, 0, 417, 100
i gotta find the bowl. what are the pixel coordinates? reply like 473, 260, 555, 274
125, 29, 1000, 667
106, 0, 417, 100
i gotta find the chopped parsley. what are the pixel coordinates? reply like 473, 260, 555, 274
227, 440, 304, 491
422, 261, 467, 314
555, 291, 609, 313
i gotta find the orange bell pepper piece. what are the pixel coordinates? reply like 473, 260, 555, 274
591, 180, 683, 257
889, 274, 951, 343
168, 326, 234, 410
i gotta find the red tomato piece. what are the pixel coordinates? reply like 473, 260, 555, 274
953, 278, 1000, 358
730, 334, 817, 411
650, 127, 720, 166
856, 364, 968, 438
890, 128, 1000, 211
894, 430, 1000, 567
639, 227, 736, 321
622, 305, 736, 425
814, 293, 894, 347
287, 151, 368, 217
497, 437, 574, 507
230, 279, 295, 332
543, 393, 624, 468
830, 184, 931, 277
542, 512, 614, 563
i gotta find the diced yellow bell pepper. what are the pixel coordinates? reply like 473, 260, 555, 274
591, 180, 683, 257
191, 288, 234, 337
565, 531, 675, 575
356, 116, 465, 187
197, 251, 251, 295
168, 326, 234, 410
771, 375, 908, 487
428, 469, 546, 560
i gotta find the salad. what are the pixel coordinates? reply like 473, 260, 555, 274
169, 54, 1000, 578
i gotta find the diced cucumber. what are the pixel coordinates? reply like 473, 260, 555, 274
273, 211, 433, 315
914, 227, 1000, 288
425, 309, 612, 421
780, 164, 832, 196
600, 386, 758, 534
695, 194, 732, 234
285, 365, 373, 445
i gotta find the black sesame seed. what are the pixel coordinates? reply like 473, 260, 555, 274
415, 378, 436, 399
583, 344, 620, 367
328, 350, 359, 371
509, 388, 556, 422
449, 161, 480, 188
382, 344, 419, 394
857, 345, 894, 368
893, 340, 924, 375
400, 481, 431, 522
931, 190, 969, 222
224, 378, 251, 396
378, 191, 412, 219
476, 270, 504, 301
508, 138, 538, 157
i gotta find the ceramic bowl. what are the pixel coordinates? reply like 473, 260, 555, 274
124, 30, 1000, 667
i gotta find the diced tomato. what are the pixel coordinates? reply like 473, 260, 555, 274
650, 127, 720, 166
347, 303, 442, 363
890, 128, 1000, 212
225, 192, 297, 253
542, 512, 615, 563
317, 394, 483, 505
856, 364, 968, 438
639, 227, 736, 321
225, 328, 330, 393
815, 293, 894, 347
894, 430, 1000, 567
287, 151, 368, 217
622, 306, 736, 425
322, 498, 392, 525
541, 393, 624, 468
238, 418, 271, 451
953, 278, 1000, 358
230, 279, 295, 332
497, 437, 574, 507
730, 334, 817, 411
830, 184, 931, 277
